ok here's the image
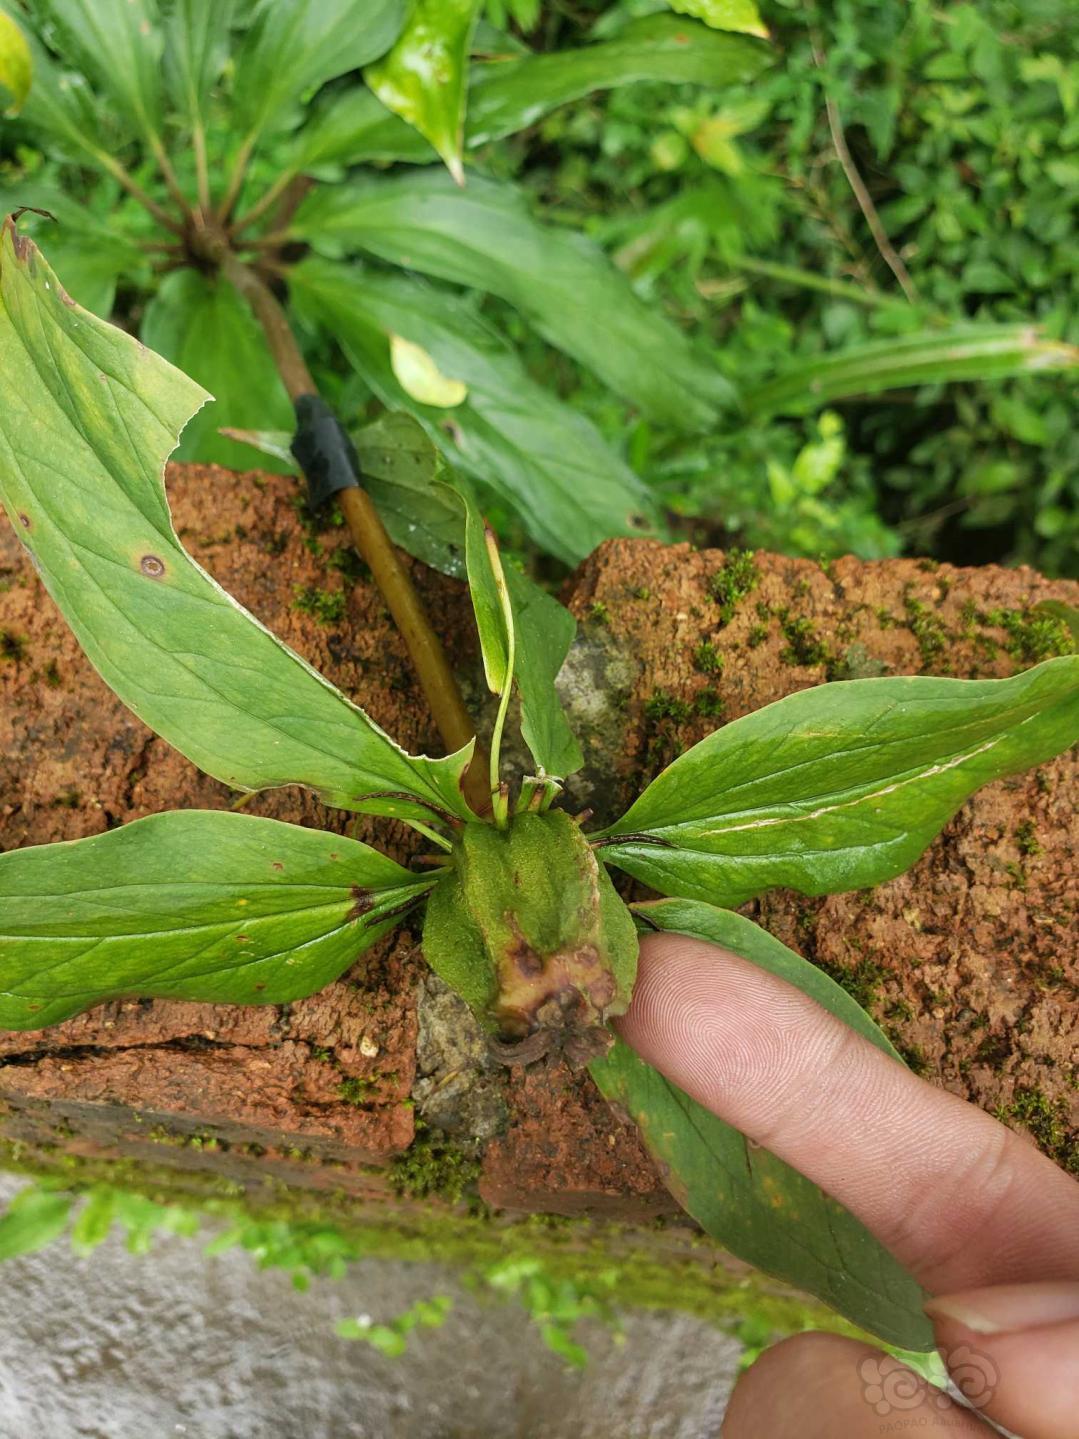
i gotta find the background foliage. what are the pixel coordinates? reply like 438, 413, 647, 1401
0, 0, 1075, 577
493, 0, 1077, 573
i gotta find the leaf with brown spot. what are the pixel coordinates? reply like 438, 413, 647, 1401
0, 219, 474, 825
0, 810, 433, 1030
590, 902, 932, 1351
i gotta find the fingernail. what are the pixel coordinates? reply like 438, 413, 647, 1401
925, 1281, 1079, 1335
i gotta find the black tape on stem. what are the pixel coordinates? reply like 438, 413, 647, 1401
291, 394, 361, 510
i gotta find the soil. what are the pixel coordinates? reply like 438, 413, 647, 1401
1, 466, 1076, 1225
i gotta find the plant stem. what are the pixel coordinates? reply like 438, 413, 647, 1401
217, 248, 489, 812
811, 40, 918, 303
231, 169, 298, 237
94, 150, 184, 235
406, 820, 454, 852
728, 254, 895, 308
193, 121, 212, 214
149, 136, 194, 223
217, 132, 256, 224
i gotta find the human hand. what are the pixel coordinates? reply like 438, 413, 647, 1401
617, 932, 1079, 1438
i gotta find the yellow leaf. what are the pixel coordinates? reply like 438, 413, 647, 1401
389, 334, 468, 407
0, 10, 32, 115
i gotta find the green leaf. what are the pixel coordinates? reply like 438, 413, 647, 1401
0, 1188, 73, 1260
291, 85, 433, 172
352, 411, 466, 578
70, 1189, 120, 1255
459, 484, 513, 696
293, 171, 732, 430
667, 0, 768, 39
232, 0, 406, 142
0, 810, 432, 1030
293, 14, 769, 169
466, 14, 770, 146
162, 0, 234, 129
591, 1031, 933, 1349
633, 899, 903, 1056
745, 326, 1079, 417
0, 8, 31, 113
0, 220, 473, 824
289, 258, 656, 564
456, 479, 583, 777
0, 4, 99, 157
505, 567, 582, 779
0, 193, 149, 316
33, 0, 164, 142
599, 660, 1079, 907
141, 267, 294, 473
217, 427, 296, 468
365, 0, 482, 185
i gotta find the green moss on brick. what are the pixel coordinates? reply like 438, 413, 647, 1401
293, 585, 347, 625
707, 550, 759, 625
982, 608, 1071, 666
903, 591, 950, 671
692, 641, 724, 675
778, 613, 832, 668
389, 1124, 482, 1205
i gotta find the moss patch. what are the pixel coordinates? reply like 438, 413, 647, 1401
981, 608, 1071, 666
778, 613, 832, 668
707, 550, 759, 626
995, 1087, 1076, 1175
389, 1124, 483, 1205
293, 585, 347, 625
0, 1135, 866, 1341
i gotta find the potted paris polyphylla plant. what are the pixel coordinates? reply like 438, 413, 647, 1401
1, 217, 1077, 1357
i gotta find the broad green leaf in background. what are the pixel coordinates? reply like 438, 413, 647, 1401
667, 0, 768, 40
745, 325, 1079, 417
293, 171, 732, 430
289, 258, 656, 564
291, 85, 432, 172
466, 14, 770, 145
599, 660, 1079, 906
0, 4, 99, 158
31, 0, 163, 143
0, 221, 473, 823
591, 902, 933, 1349
232, 0, 406, 142
0, 8, 30, 112
365, 0, 482, 185
0, 811, 434, 1030
0, 1189, 73, 1261
291, 14, 770, 172
162, 0, 234, 129
141, 267, 294, 473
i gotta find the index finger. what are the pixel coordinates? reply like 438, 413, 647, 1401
616, 932, 1079, 1296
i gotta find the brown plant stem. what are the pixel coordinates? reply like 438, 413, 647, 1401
216, 247, 489, 812
94, 151, 184, 236
811, 40, 918, 304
